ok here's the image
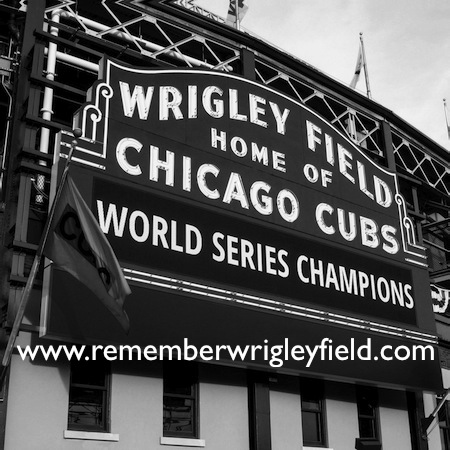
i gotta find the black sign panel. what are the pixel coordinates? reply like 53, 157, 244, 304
45, 271, 442, 392
93, 177, 416, 325
71, 60, 427, 265
41, 58, 441, 389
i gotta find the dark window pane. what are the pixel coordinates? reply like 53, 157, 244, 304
163, 396, 195, 434
68, 387, 105, 429
359, 418, 376, 439
301, 399, 321, 411
301, 379, 325, 446
163, 361, 198, 438
302, 411, 321, 443
164, 380, 194, 396
68, 358, 109, 432
357, 388, 378, 441
358, 399, 375, 417
71, 360, 107, 387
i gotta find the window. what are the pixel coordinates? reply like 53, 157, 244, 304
163, 361, 198, 438
356, 387, 380, 441
68, 358, 110, 432
301, 378, 326, 447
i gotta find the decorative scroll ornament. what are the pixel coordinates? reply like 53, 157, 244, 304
395, 194, 428, 266
59, 80, 114, 169
74, 82, 113, 149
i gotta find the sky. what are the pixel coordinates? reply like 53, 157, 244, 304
195, 0, 450, 152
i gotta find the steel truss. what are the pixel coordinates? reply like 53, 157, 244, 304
3, 0, 448, 285
391, 127, 449, 198
38, 0, 447, 186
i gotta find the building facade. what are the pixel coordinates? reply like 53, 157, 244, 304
0, 1, 449, 450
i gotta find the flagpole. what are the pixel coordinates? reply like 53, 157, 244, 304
443, 98, 450, 139
0, 129, 82, 383
235, 0, 240, 30
359, 32, 372, 99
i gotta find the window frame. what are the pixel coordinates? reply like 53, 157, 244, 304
163, 360, 199, 439
356, 386, 380, 443
67, 358, 111, 433
300, 378, 327, 447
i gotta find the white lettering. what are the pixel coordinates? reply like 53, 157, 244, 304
119, 82, 154, 120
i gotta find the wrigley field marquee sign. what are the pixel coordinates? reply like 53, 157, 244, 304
45, 58, 435, 346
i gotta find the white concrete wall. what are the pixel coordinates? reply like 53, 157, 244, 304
4, 333, 71, 450
442, 368, 450, 387
3, 336, 433, 450
109, 368, 163, 448
4, 340, 166, 450
325, 382, 359, 450
4, 341, 249, 450
200, 378, 249, 450
378, 389, 411, 450
270, 384, 302, 450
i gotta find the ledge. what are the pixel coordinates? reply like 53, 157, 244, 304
64, 430, 119, 441
303, 448, 334, 450
160, 436, 206, 447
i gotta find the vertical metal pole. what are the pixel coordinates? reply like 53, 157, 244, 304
0, 0, 47, 388
235, 0, 240, 30
36, 10, 61, 204
422, 389, 450, 439
360, 33, 372, 99
443, 98, 450, 138
0, 130, 81, 380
